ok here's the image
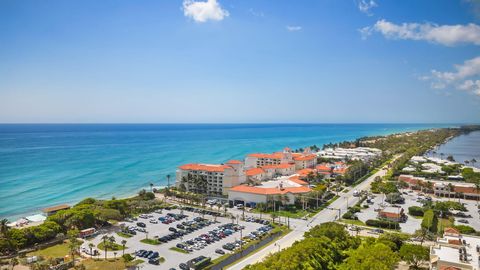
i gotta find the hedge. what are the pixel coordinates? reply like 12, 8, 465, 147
408, 206, 424, 217
366, 219, 400, 229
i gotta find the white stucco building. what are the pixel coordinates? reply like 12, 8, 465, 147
176, 160, 246, 196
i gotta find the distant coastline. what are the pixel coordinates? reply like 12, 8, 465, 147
0, 123, 457, 220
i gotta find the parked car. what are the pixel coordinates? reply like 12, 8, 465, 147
136, 222, 146, 227
215, 249, 225, 255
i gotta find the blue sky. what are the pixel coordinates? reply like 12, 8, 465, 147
0, 0, 479, 123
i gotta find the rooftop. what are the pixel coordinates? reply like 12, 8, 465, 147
179, 163, 232, 172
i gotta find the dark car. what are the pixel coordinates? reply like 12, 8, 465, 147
215, 249, 225, 255
136, 222, 146, 227
179, 263, 189, 270
149, 258, 160, 265
169, 227, 177, 232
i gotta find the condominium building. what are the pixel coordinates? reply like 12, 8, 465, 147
245, 147, 317, 170
175, 160, 246, 196
317, 147, 382, 162
430, 227, 480, 270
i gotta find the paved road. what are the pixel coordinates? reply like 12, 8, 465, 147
227, 164, 393, 270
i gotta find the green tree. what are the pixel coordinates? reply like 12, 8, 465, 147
339, 243, 399, 270
399, 244, 429, 269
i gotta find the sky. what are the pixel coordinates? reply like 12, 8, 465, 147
0, 0, 479, 124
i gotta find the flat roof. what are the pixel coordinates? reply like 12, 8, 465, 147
42, 204, 70, 213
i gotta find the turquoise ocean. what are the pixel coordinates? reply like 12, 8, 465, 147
0, 124, 457, 220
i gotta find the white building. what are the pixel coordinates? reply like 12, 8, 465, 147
316, 147, 382, 162
245, 147, 317, 170
175, 160, 246, 196
430, 227, 480, 270
228, 177, 311, 207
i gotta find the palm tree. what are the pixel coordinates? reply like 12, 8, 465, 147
166, 174, 171, 189
121, 239, 127, 257
149, 182, 154, 192
68, 238, 80, 265
101, 235, 109, 260
113, 251, 117, 261
471, 158, 477, 167
0, 218, 9, 238
447, 183, 455, 200
88, 243, 95, 259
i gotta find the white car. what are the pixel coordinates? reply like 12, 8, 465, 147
149, 219, 158, 224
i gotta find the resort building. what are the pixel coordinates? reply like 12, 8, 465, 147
399, 175, 480, 201
316, 147, 382, 162
227, 176, 311, 207
430, 227, 480, 270
245, 147, 317, 170
378, 206, 406, 222
175, 160, 246, 196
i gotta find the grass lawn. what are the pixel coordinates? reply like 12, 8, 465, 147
438, 218, 454, 233
140, 238, 161, 245
116, 232, 133, 238
28, 241, 70, 259
169, 247, 189, 254
80, 258, 143, 270
339, 219, 366, 226
97, 242, 125, 251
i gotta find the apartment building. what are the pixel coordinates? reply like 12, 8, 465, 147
245, 147, 317, 170
175, 160, 246, 196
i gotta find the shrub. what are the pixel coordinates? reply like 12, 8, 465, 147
366, 219, 400, 229
408, 206, 424, 217
342, 212, 358, 220
122, 254, 134, 262
454, 225, 476, 235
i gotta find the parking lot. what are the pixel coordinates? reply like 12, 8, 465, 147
355, 188, 480, 234
82, 207, 269, 269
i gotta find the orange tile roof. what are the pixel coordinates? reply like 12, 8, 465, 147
226, 160, 242, 164
444, 227, 460, 235
379, 211, 401, 218
179, 163, 231, 172
293, 154, 316, 161
248, 153, 283, 159
333, 167, 347, 174
454, 186, 480, 194
289, 176, 309, 185
447, 239, 462, 245
229, 185, 311, 195
246, 168, 265, 176
316, 164, 332, 172
262, 163, 295, 169
297, 168, 315, 176
440, 266, 462, 270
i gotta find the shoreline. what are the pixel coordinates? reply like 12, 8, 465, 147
1, 125, 463, 222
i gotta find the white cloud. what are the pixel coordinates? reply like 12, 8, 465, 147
286, 25, 302, 32
361, 19, 480, 46
249, 8, 264, 17
422, 56, 480, 96
182, 0, 229, 23
358, 0, 378, 16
